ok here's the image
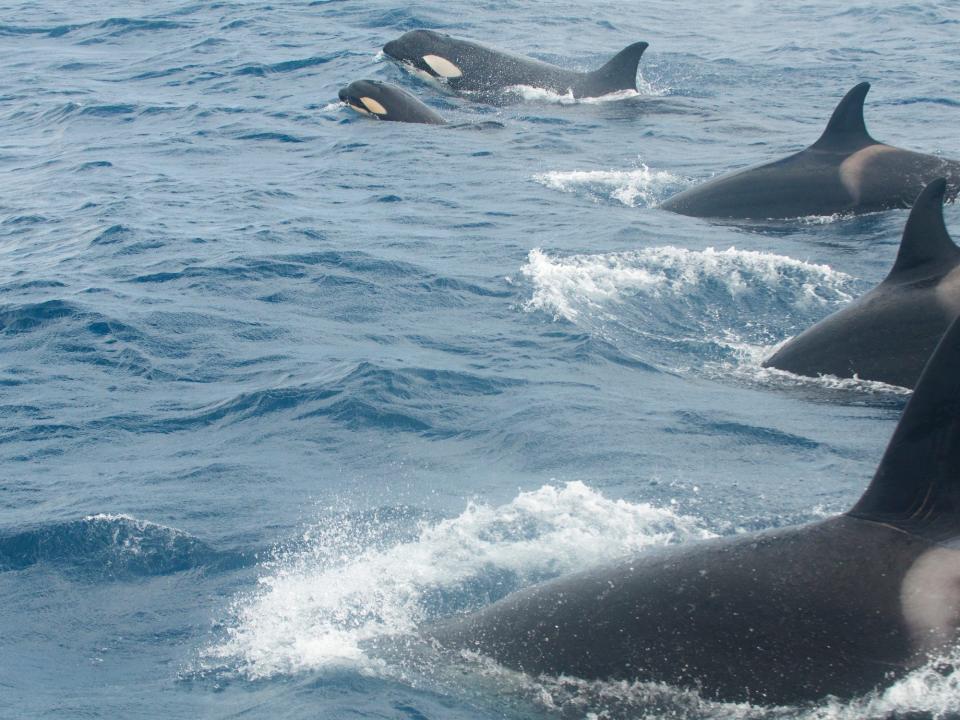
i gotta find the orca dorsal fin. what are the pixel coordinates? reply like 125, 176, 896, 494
884, 179, 960, 281
848, 315, 960, 542
810, 82, 877, 152
588, 41, 648, 92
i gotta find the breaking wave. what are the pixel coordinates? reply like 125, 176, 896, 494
0, 514, 245, 578
517, 246, 877, 391
533, 164, 684, 207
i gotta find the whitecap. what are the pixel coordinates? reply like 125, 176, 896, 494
533, 164, 683, 207
520, 246, 854, 323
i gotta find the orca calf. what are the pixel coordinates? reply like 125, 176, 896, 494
338, 79, 446, 124
427, 317, 960, 704
382, 30, 648, 99
764, 179, 960, 388
660, 82, 960, 219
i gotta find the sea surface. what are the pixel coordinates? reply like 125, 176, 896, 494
2, 1, 959, 718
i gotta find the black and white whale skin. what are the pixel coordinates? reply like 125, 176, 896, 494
427, 316, 960, 705
338, 79, 446, 125
382, 30, 648, 99
764, 179, 960, 389
660, 82, 960, 219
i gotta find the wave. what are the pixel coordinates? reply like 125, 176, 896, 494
533, 165, 684, 207
0, 299, 79, 334
200, 481, 712, 679
233, 53, 343, 77
0, 17, 186, 41
0, 298, 290, 394
137, 362, 522, 436
129, 250, 423, 285
0, 514, 245, 578
235, 132, 306, 143
0, 360, 524, 444
518, 246, 864, 386
520, 246, 853, 322
127, 250, 507, 304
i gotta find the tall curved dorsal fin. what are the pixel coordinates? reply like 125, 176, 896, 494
810, 82, 877, 152
848, 315, 960, 543
885, 178, 960, 280
589, 41, 648, 91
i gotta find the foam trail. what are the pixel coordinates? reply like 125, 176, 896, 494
709, 335, 913, 397
202, 481, 712, 679
509, 647, 960, 719
520, 246, 854, 322
507, 75, 667, 104
508, 86, 640, 105
533, 165, 682, 207
517, 246, 887, 392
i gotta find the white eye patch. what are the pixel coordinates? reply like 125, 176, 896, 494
360, 96, 388, 115
422, 54, 463, 79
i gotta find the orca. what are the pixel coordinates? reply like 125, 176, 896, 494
426, 316, 960, 704
338, 79, 446, 124
764, 178, 960, 388
382, 30, 648, 99
660, 82, 960, 219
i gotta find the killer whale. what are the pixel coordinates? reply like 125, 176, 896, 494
338, 79, 446, 125
426, 317, 960, 704
382, 30, 648, 99
764, 178, 960, 388
660, 82, 960, 219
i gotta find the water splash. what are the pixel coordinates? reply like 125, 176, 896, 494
533, 164, 683, 207
709, 336, 913, 398
201, 481, 711, 680
520, 246, 853, 323
518, 246, 866, 385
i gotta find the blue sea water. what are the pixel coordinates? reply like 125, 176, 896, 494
2, 0, 959, 717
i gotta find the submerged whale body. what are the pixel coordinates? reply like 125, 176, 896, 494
426, 318, 960, 704
764, 179, 960, 388
382, 30, 648, 99
661, 82, 960, 219
338, 79, 446, 124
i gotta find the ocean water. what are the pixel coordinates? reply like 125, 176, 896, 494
1, 1, 959, 718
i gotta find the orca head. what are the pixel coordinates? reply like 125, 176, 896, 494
338, 79, 393, 119
338, 79, 446, 124
383, 30, 464, 80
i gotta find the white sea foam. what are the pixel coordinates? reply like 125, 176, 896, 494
507, 86, 631, 105
520, 246, 853, 322
797, 212, 848, 225
533, 165, 682, 207
709, 336, 913, 397
202, 481, 711, 680
513, 651, 960, 720
506, 75, 667, 104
